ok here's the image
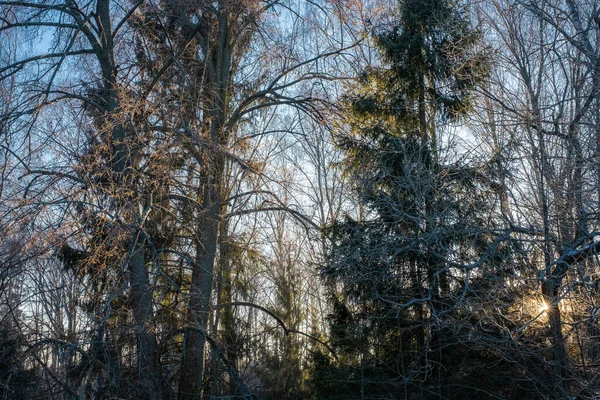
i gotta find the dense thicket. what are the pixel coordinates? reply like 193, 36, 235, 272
1, 0, 600, 399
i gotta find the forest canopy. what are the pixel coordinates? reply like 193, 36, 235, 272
1, 0, 600, 399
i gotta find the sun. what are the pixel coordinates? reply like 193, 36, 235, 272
538, 302, 549, 314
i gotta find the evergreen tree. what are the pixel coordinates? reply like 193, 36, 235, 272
314, 1, 513, 398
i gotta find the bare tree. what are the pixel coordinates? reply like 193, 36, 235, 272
1, 0, 360, 398
476, 0, 600, 396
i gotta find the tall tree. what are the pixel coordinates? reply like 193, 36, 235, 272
0, 0, 356, 398
476, 0, 600, 396
317, 0, 507, 398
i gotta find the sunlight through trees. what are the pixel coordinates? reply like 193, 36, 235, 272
1, 0, 600, 399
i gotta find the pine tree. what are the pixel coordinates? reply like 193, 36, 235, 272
316, 1, 501, 398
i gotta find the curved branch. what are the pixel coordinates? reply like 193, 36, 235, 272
217, 301, 338, 361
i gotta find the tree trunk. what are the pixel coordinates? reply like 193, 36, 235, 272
541, 279, 569, 395
178, 178, 221, 400
178, 4, 233, 397
130, 245, 163, 399
95, 1, 162, 396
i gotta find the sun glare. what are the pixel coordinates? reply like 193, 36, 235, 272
538, 302, 549, 314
